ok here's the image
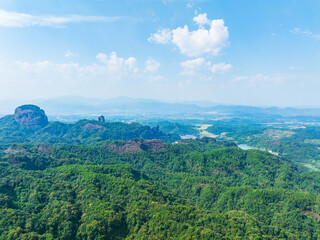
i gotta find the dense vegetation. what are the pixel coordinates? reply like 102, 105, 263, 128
0, 136, 320, 239
206, 119, 320, 169
143, 120, 199, 137
1, 106, 320, 239
0, 116, 180, 144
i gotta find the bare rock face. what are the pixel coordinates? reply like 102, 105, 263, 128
4, 146, 27, 154
140, 139, 166, 151
81, 123, 105, 130
98, 116, 105, 122
107, 139, 166, 153
108, 140, 141, 153
14, 105, 48, 127
37, 145, 52, 152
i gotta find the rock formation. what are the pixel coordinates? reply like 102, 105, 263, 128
106, 139, 166, 153
81, 123, 105, 130
140, 139, 166, 151
98, 116, 105, 122
14, 105, 48, 127
4, 146, 27, 154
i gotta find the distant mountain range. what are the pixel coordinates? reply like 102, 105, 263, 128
1, 96, 320, 117
0, 104, 180, 144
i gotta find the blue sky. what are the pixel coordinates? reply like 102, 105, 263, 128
0, 0, 319, 106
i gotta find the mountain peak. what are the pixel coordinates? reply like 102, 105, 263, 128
14, 105, 48, 127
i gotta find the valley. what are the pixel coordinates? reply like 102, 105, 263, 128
1, 104, 320, 238
1, 1, 319, 239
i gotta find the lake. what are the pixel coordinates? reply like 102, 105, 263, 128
237, 144, 258, 150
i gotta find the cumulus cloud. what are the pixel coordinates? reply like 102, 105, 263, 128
2, 53, 168, 100
15, 52, 139, 79
180, 58, 210, 75
149, 13, 229, 57
0, 9, 123, 28
193, 13, 209, 27
148, 28, 172, 44
181, 58, 232, 75
96, 53, 108, 64
211, 62, 232, 73
145, 58, 160, 72
96, 52, 138, 73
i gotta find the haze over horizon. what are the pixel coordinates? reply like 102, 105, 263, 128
2, 95, 320, 109
0, 0, 319, 107
3, 96, 320, 119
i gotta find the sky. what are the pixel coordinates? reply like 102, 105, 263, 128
0, 0, 319, 107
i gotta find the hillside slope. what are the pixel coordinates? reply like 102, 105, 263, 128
1, 138, 320, 239
0, 105, 180, 144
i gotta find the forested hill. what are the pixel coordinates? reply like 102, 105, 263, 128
1, 137, 320, 239
0, 105, 180, 144
2, 105, 320, 239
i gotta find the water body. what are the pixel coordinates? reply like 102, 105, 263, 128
180, 135, 197, 140
237, 144, 258, 150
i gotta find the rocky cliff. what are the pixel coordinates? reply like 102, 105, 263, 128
14, 105, 48, 127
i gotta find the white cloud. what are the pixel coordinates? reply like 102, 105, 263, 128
0, 9, 123, 28
234, 74, 285, 84
290, 28, 320, 40
172, 19, 229, 57
96, 52, 138, 73
145, 58, 160, 72
181, 58, 232, 75
180, 58, 210, 75
15, 52, 139, 79
211, 62, 232, 73
126, 57, 138, 72
250, 73, 285, 83
65, 50, 74, 58
148, 28, 172, 44
193, 13, 209, 27
96, 53, 108, 64
16, 61, 80, 75
234, 76, 249, 82
0, 52, 170, 100
149, 13, 229, 57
